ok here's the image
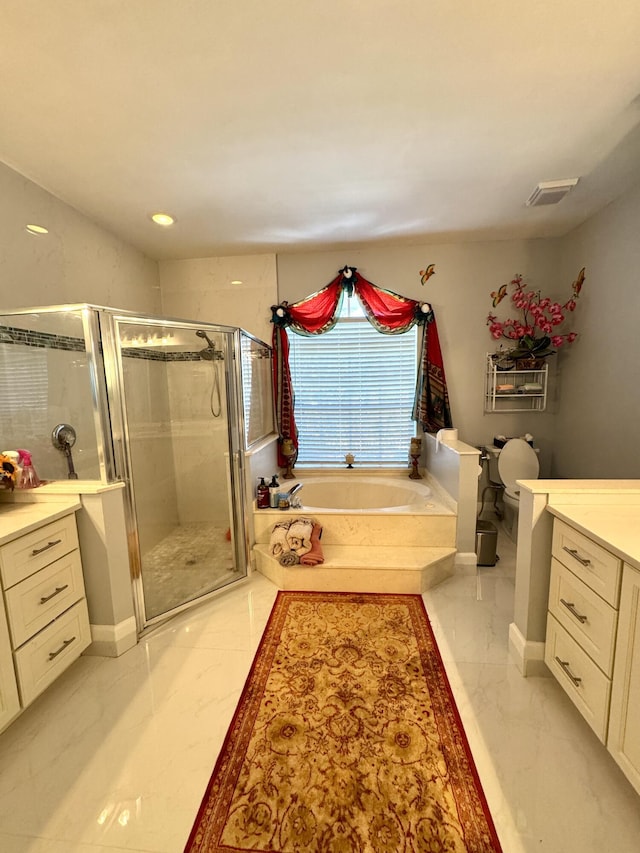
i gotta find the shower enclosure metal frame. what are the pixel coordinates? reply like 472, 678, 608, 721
0, 304, 118, 482
0, 303, 253, 633
102, 309, 249, 631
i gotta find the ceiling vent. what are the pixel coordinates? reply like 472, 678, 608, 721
526, 178, 579, 207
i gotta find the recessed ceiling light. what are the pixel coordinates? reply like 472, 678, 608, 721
26, 224, 49, 235
151, 213, 175, 226
231, 280, 243, 285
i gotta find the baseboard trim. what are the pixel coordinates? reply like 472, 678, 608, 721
508, 622, 549, 677
86, 617, 137, 657
454, 551, 477, 574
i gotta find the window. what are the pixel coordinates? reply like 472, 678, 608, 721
288, 296, 418, 466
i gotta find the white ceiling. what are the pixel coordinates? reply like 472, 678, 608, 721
3, 1, 640, 261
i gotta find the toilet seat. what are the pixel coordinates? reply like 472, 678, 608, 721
497, 439, 539, 499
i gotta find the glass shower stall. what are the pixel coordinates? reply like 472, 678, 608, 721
0, 304, 274, 631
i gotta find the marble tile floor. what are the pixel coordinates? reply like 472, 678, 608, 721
1, 527, 640, 852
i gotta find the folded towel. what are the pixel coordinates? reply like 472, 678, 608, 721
279, 550, 300, 567
269, 516, 316, 558
285, 517, 314, 557
300, 523, 324, 566
269, 521, 292, 557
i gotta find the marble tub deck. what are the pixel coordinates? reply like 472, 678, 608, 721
252, 500, 458, 593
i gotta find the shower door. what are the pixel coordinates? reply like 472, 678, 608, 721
108, 316, 248, 630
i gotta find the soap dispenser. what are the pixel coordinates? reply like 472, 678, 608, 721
269, 474, 280, 508
256, 477, 270, 509
17, 449, 41, 489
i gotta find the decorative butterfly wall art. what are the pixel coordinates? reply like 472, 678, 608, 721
490, 284, 508, 306
419, 264, 435, 285
572, 267, 585, 297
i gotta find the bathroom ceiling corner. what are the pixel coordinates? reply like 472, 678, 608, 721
2, 2, 640, 261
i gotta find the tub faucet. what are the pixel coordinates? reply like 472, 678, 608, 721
285, 482, 303, 509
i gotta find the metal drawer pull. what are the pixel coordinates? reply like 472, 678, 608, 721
560, 598, 588, 623
555, 656, 582, 687
39, 584, 69, 604
562, 546, 591, 567
31, 539, 62, 557
48, 636, 76, 661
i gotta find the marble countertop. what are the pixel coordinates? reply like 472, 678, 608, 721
0, 498, 82, 546
31, 481, 124, 495
546, 502, 640, 572
521, 479, 640, 494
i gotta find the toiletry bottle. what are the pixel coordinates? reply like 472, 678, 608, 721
256, 477, 270, 509
269, 475, 280, 508
17, 449, 41, 489
1, 451, 21, 487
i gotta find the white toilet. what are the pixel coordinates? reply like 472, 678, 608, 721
492, 439, 540, 541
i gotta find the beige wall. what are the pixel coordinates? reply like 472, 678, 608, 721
276, 240, 564, 474
159, 254, 278, 344
4, 155, 639, 483
553, 179, 640, 478
0, 162, 160, 312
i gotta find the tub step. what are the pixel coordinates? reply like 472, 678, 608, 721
252, 543, 456, 594
253, 510, 456, 548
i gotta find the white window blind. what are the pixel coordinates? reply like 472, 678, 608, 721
288, 305, 418, 466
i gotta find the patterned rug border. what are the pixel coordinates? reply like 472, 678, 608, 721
184, 590, 503, 852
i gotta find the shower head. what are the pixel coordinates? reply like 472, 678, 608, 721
196, 329, 223, 360
196, 329, 216, 349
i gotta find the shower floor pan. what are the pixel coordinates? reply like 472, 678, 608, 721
141, 522, 240, 619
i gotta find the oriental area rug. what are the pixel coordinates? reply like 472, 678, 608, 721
185, 591, 502, 853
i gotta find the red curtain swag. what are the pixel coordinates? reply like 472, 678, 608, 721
270, 266, 453, 465
271, 325, 298, 469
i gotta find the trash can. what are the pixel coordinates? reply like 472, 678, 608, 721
476, 520, 498, 567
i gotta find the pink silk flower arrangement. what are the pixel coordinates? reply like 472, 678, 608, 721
486, 268, 585, 360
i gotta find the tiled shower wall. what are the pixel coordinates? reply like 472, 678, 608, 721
0, 322, 100, 480
121, 354, 180, 554
167, 358, 231, 527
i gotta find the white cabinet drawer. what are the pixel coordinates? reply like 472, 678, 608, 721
548, 558, 618, 677
0, 600, 20, 733
545, 614, 611, 743
14, 600, 91, 707
4, 550, 86, 648
608, 563, 640, 795
552, 519, 621, 606
0, 514, 79, 589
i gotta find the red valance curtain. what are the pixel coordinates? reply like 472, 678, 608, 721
270, 266, 452, 465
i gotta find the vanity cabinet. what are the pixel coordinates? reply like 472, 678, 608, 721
545, 518, 621, 743
0, 598, 20, 731
0, 508, 91, 731
608, 563, 640, 794
484, 354, 548, 413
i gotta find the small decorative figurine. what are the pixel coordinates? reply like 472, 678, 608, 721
409, 437, 423, 480
281, 438, 297, 480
